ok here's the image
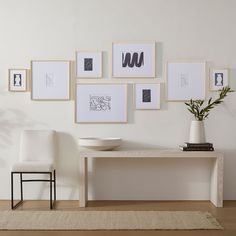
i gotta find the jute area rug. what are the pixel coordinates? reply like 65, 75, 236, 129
0, 211, 223, 231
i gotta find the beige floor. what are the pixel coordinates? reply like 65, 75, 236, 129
0, 200, 236, 236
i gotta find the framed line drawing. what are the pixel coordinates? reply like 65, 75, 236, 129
31, 60, 71, 100
166, 61, 206, 101
8, 69, 27, 92
76, 51, 102, 78
112, 42, 155, 78
210, 68, 229, 91
75, 84, 127, 123
134, 83, 161, 110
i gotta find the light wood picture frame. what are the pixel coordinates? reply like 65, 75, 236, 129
166, 60, 206, 101
31, 60, 71, 100
76, 51, 102, 78
210, 68, 229, 91
75, 84, 127, 123
134, 83, 161, 110
8, 69, 27, 92
112, 42, 155, 78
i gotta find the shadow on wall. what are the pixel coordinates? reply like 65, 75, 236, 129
0, 106, 38, 167
55, 132, 79, 200
0, 108, 36, 148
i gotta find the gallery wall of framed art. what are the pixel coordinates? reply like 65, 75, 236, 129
7, 41, 230, 124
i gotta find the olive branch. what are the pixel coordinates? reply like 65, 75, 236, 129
185, 86, 234, 121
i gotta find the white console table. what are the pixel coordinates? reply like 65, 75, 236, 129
79, 149, 223, 208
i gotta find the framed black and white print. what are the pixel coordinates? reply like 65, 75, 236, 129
31, 60, 71, 100
75, 84, 127, 123
167, 61, 206, 101
112, 42, 155, 78
134, 83, 160, 110
8, 69, 27, 92
210, 68, 229, 91
76, 51, 102, 78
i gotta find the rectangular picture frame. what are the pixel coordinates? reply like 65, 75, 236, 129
8, 69, 27, 92
210, 68, 229, 91
76, 51, 102, 78
31, 60, 71, 100
166, 60, 206, 101
112, 41, 155, 78
134, 83, 161, 110
75, 84, 127, 123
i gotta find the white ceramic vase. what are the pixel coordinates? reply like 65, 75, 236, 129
189, 120, 206, 143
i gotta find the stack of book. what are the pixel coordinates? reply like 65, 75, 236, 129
179, 142, 214, 151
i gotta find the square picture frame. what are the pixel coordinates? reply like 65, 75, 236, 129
166, 61, 206, 101
210, 68, 229, 91
75, 84, 127, 123
8, 69, 27, 92
76, 51, 102, 78
112, 42, 155, 78
31, 60, 71, 100
134, 83, 161, 110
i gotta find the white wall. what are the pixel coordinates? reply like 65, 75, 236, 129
0, 0, 236, 200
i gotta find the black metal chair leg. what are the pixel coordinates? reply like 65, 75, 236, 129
11, 172, 23, 210
50, 172, 52, 209
54, 170, 56, 203
20, 173, 23, 201
11, 172, 13, 209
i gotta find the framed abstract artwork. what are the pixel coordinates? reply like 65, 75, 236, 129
75, 84, 127, 123
134, 83, 161, 110
210, 68, 229, 91
8, 69, 27, 92
31, 60, 71, 100
76, 51, 102, 78
112, 42, 155, 78
166, 61, 206, 101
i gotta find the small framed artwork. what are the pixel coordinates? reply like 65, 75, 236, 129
112, 42, 155, 78
166, 61, 206, 101
75, 84, 127, 123
76, 51, 102, 78
31, 60, 71, 100
8, 69, 27, 92
134, 83, 161, 110
210, 68, 229, 91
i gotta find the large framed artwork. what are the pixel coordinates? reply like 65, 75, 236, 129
31, 60, 71, 100
8, 69, 27, 92
76, 51, 102, 78
166, 61, 206, 101
210, 68, 229, 91
112, 42, 155, 78
134, 83, 161, 110
75, 84, 127, 123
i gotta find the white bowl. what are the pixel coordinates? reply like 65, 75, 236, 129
78, 138, 122, 151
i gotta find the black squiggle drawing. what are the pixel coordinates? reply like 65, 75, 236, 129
122, 52, 144, 68
90, 95, 111, 111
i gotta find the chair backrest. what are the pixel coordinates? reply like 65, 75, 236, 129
19, 130, 56, 163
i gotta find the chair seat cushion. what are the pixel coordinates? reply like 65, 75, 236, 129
11, 161, 54, 172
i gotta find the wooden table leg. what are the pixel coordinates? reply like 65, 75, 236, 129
210, 154, 223, 207
79, 156, 88, 207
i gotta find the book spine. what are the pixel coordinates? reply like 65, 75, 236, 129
181, 147, 214, 151
184, 143, 213, 148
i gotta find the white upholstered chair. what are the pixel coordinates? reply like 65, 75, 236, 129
11, 130, 57, 210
